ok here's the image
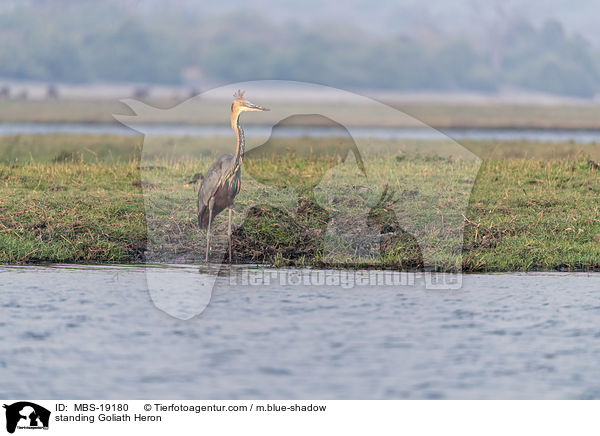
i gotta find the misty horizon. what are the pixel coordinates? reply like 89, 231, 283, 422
1, 0, 600, 98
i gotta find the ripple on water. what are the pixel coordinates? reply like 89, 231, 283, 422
22, 331, 51, 340
208, 349, 245, 366
139, 375, 168, 384
258, 367, 293, 376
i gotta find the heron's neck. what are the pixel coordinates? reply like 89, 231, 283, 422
231, 110, 244, 171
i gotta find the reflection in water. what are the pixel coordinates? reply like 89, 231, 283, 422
2, 265, 600, 399
146, 264, 220, 320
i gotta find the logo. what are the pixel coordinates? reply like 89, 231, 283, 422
115, 80, 480, 319
3, 402, 50, 434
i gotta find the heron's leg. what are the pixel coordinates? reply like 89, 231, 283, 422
228, 207, 232, 263
205, 198, 214, 262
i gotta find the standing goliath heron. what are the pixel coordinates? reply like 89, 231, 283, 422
198, 90, 269, 262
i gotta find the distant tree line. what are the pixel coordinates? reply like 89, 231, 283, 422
1, 3, 599, 97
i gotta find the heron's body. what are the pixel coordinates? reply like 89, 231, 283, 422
197, 154, 240, 228
197, 90, 268, 261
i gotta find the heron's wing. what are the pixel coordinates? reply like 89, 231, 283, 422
198, 154, 233, 209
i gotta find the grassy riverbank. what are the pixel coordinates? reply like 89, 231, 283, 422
1, 134, 600, 270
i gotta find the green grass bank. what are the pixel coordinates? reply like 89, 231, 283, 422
1, 134, 600, 271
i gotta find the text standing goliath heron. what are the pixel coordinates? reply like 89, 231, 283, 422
198, 90, 268, 262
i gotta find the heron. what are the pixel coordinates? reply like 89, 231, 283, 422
198, 90, 268, 262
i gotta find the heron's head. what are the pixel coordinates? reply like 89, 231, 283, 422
231, 90, 269, 115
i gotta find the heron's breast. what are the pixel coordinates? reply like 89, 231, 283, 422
213, 174, 241, 208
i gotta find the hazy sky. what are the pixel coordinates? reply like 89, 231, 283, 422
169, 0, 600, 44
7, 0, 598, 43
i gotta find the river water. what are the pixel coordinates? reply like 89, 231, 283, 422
1, 265, 600, 399
3, 122, 600, 143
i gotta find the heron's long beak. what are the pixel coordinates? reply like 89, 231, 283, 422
244, 102, 269, 111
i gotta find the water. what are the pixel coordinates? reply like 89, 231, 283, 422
2, 122, 600, 143
1, 265, 600, 399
